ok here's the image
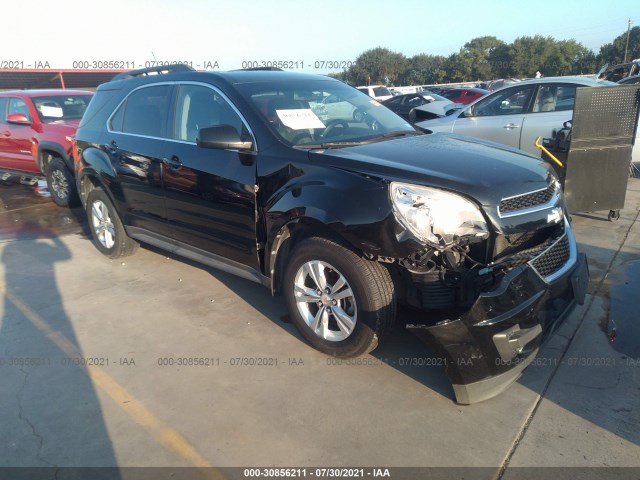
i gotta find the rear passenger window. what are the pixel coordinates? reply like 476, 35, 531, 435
532, 85, 576, 113
111, 85, 172, 138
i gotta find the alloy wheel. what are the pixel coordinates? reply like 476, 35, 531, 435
50, 169, 69, 199
293, 260, 357, 341
91, 200, 116, 249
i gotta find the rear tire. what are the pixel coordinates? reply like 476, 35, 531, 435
86, 188, 138, 258
46, 157, 79, 207
283, 237, 396, 358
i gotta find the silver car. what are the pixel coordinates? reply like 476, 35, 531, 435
416, 77, 623, 157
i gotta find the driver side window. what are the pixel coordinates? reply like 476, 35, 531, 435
173, 85, 244, 143
472, 86, 533, 117
8, 98, 31, 121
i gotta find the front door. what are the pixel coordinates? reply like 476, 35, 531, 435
163, 83, 259, 269
451, 85, 535, 150
0, 97, 39, 173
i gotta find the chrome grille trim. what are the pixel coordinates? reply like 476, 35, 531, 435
498, 180, 560, 218
528, 218, 577, 283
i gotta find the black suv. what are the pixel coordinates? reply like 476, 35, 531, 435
74, 65, 588, 403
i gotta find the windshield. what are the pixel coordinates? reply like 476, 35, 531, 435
32, 95, 93, 122
236, 79, 416, 147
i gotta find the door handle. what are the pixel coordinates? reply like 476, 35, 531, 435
503, 123, 520, 129
2, 131, 10, 137
163, 155, 182, 170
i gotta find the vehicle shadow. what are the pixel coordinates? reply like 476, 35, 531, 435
0, 222, 119, 475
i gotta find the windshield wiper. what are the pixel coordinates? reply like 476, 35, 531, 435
381, 130, 422, 138
293, 130, 422, 149
361, 130, 423, 142
294, 141, 366, 149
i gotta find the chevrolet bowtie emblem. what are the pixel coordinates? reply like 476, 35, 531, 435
547, 207, 563, 224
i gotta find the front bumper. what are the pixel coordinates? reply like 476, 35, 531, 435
407, 236, 589, 404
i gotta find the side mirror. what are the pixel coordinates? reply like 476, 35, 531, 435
7, 113, 31, 125
462, 109, 473, 118
196, 125, 253, 151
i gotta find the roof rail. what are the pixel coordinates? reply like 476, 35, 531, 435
112, 63, 195, 81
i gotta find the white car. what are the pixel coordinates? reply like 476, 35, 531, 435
310, 94, 360, 123
356, 85, 393, 102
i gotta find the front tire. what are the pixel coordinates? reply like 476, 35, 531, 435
46, 157, 79, 207
283, 237, 396, 358
86, 188, 138, 258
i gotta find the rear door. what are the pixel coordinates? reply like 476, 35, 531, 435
106, 84, 173, 234
519, 84, 577, 155
163, 83, 259, 269
450, 84, 535, 150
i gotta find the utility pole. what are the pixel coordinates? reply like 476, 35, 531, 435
624, 18, 632, 63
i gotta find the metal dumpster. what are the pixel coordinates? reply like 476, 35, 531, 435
539, 85, 640, 220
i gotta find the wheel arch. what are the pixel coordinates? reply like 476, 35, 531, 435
268, 217, 363, 296
77, 147, 118, 207
38, 141, 71, 173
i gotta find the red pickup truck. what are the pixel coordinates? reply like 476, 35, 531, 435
0, 90, 93, 206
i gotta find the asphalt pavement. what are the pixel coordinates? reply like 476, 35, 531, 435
0, 176, 638, 480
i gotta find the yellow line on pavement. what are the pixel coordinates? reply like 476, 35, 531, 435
3, 286, 216, 472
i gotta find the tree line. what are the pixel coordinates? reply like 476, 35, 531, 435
331, 27, 640, 86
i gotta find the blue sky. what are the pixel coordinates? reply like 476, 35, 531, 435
5, 0, 639, 72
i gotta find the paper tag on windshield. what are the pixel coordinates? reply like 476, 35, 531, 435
276, 109, 325, 130
40, 105, 64, 117
369, 100, 381, 106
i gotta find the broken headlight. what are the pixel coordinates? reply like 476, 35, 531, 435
390, 182, 489, 247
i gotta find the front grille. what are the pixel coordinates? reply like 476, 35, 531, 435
529, 234, 570, 279
494, 224, 563, 259
499, 182, 558, 216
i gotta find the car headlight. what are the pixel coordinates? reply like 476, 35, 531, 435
390, 182, 489, 247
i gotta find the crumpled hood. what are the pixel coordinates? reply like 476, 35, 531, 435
311, 133, 553, 207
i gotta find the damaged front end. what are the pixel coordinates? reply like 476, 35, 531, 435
386, 179, 589, 404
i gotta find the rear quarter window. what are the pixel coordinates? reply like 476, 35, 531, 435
113, 85, 173, 138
